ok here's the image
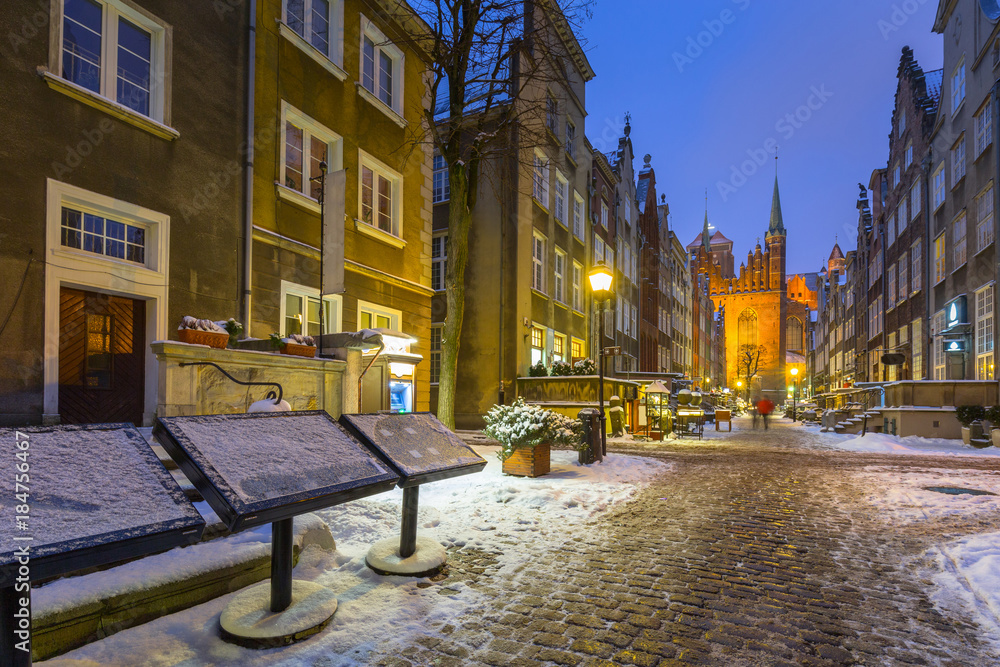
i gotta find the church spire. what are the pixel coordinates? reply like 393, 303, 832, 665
702, 190, 711, 253
766, 169, 786, 238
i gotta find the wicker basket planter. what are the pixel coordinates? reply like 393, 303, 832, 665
501, 443, 551, 478
177, 328, 229, 349
281, 342, 317, 358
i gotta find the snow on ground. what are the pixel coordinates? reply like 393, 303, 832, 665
797, 420, 1000, 457
40, 447, 670, 666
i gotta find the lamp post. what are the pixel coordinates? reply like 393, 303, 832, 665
736, 380, 743, 405
790, 367, 799, 422
588, 261, 613, 458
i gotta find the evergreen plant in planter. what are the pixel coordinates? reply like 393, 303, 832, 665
956, 405, 987, 446
528, 361, 548, 377
985, 406, 1000, 448
483, 398, 582, 477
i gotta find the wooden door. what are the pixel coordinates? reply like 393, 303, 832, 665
59, 288, 146, 425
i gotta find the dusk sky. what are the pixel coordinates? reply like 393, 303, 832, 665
582, 0, 944, 275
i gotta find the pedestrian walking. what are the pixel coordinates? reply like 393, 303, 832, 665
751, 399, 760, 429
757, 398, 775, 430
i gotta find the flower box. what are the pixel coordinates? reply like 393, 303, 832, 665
281, 341, 317, 358
501, 442, 550, 478
177, 328, 229, 349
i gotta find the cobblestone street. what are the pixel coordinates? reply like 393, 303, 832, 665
374, 420, 1000, 666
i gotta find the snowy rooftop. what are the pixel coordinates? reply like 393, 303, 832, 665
0, 425, 202, 571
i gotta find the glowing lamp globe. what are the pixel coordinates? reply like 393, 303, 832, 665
588, 262, 613, 293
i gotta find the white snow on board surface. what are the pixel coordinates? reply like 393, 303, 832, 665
800, 425, 1000, 457
39, 447, 671, 666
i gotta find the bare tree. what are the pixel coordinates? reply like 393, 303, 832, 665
396, 0, 590, 428
736, 344, 764, 398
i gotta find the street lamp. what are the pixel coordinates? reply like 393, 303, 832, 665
589, 261, 613, 458
736, 380, 743, 404
790, 367, 799, 422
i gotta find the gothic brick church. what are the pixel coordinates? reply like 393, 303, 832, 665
689, 175, 810, 400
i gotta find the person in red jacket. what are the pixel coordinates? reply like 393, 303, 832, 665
756, 398, 775, 430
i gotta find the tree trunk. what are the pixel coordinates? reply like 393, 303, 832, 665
436, 165, 472, 429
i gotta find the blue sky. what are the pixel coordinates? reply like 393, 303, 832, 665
581, 0, 944, 275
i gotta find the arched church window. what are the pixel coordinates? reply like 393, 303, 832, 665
786, 316, 804, 353
738, 309, 758, 349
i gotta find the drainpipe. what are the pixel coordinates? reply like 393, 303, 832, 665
241, 0, 257, 337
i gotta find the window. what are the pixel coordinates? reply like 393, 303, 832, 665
358, 301, 400, 330
546, 95, 558, 134
285, 0, 342, 62
571, 338, 583, 361
953, 134, 967, 184
977, 283, 995, 380
912, 318, 923, 379
554, 172, 568, 225
531, 326, 545, 366
933, 310, 946, 379
432, 234, 447, 291
977, 184, 995, 252
600, 202, 609, 230
898, 258, 908, 302
887, 264, 896, 308
910, 181, 921, 221
282, 104, 341, 201
954, 212, 967, 269
594, 235, 605, 265
898, 198, 907, 231
976, 100, 993, 157
786, 317, 803, 353
533, 151, 549, 205
572, 192, 584, 240
554, 248, 566, 303
61, 205, 146, 264
61, 0, 166, 121
934, 232, 946, 283
605, 245, 614, 272
281, 281, 342, 336
359, 151, 401, 237
905, 141, 913, 169
360, 16, 403, 114
432, 155, 449, 203
893, 163, 901, 189
933, 162, 946, 210
532, 233, 546, 293
952, 57, 966, 113
899, 108, 906, 137
430, 324, 442, 384
572, 261, 583, 311
911, 238, 922, 292
737, 309, 758, 349
565, 121, 576, 160
553, 333, 566, 362
887, 211, 897, 246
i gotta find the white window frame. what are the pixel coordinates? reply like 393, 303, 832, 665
977, 183, 995, 253
594, 235, 605, 266
431, 233, 447, 291
934, 232, 946, 284
953, 211, 967, 270
44, 178, 170, 422
554, 171, 568, 226
357, 148, 403, 239
56, 0, 170, 124
912, 318, 923, 379
600, 201, 609, 230
565, 120, 576, 161
532, 232, 546, 293
430, 323, 442, 384
572, 191, 584, 240
572, 261, 583, 312
905, 141, 913, 169
432, 154, 449, 203
910, 181, 921, 221
280, 279, 343, 336
952, 57, 966, 115
532, 149, 549, 206
357, 299, 401, 331
553, 247, 566, 304
933, 310, 946, 380
976, 283, 995, 380
887, 211, 897, 247
911, 237, 922, 293
280, 0, 345, 74
359, 14, 405, 118
898, 257, 908, 303
976, 98, 993, 157
280, 101, 344, 210
953, 134, 967, 185
933, 162, 946, 211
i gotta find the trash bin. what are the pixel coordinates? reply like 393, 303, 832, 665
577, 408, 601, 464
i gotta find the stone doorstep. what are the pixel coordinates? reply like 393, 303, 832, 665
32, 520, 336, 661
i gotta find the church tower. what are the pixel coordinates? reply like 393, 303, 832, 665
765, 172, 787, 291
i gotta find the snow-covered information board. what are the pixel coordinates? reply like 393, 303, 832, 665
339, 413, 487, 487
0, 424, 204, 586
154, 411, 399, 531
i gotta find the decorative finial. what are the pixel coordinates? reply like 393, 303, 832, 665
643, 153, 651, 167
624, 112, 631, 136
